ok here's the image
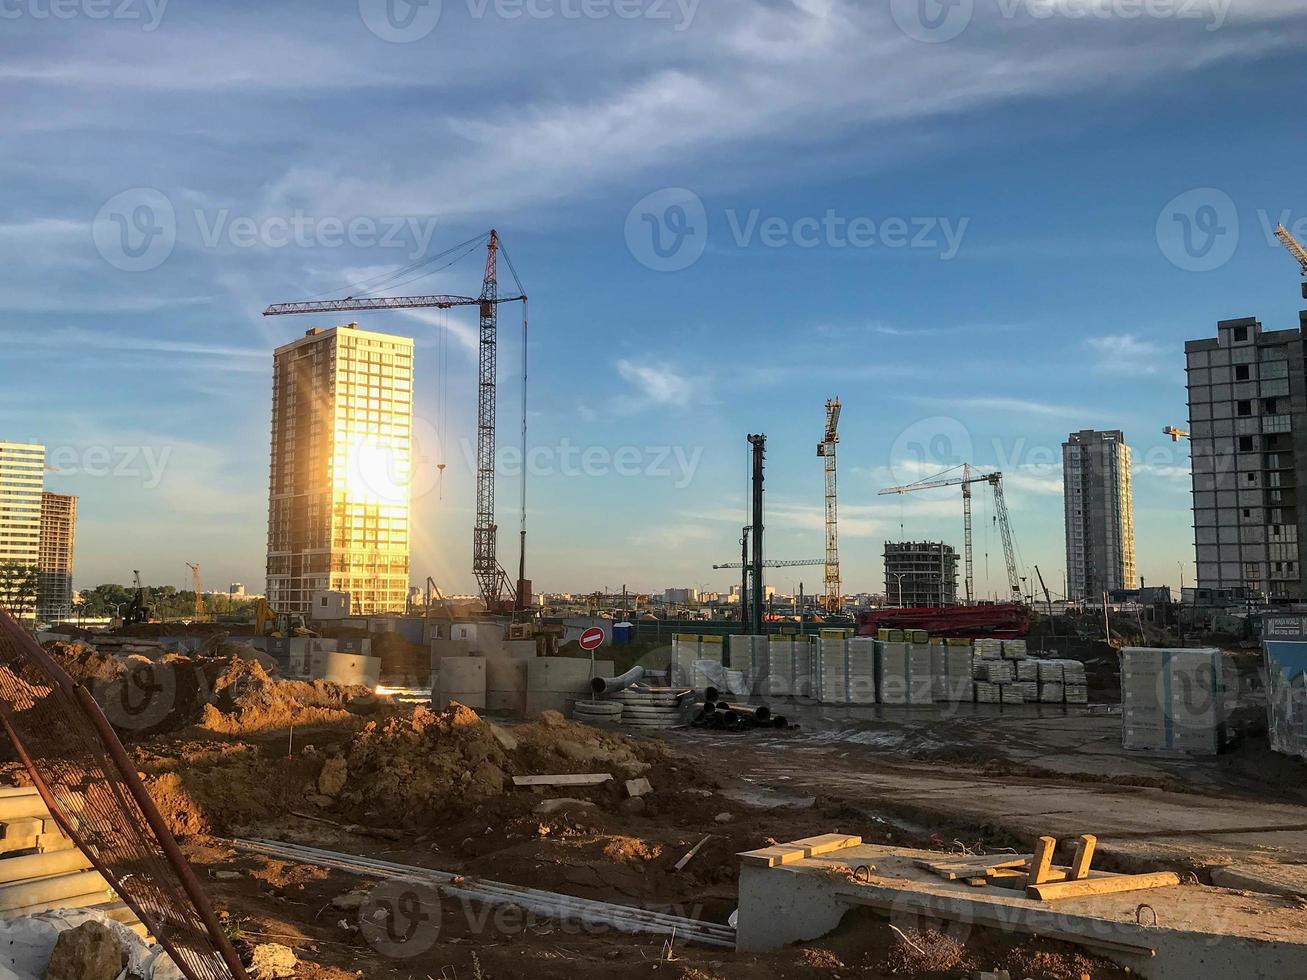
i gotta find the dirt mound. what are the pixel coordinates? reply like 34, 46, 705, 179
327, 702, 668, 827
41, 640, 126, 684
198, 658, 369, 735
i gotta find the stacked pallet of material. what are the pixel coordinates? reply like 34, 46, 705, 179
1039, 682, 1065, 703
671, 634, 701, 689
978, 660, 1015, 684
1013, 681, 1039, 701
1060, 659, 1089, 703
1001, 684, 1026, 704
0, 788, 144, 935
730, 635, 767, 696
765, 636, 796, 698
906, 642, 933, 704
695, 636, 725, 692
1017, 660, 1039, 683
946, 639, 973, 702
1001, 638, 1028, 660
930, 640, 947, 700
847, 638, 877, 704
974, 638, 1003, 660
796, 636, 818, 699
816, 637, 877, 704
1120, 647, 1227, 754
974, 681, 1001, 704
876, 641, 909, 705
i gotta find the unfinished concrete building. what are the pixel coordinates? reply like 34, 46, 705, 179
266, 324, 414, 617
1063, 429, 1136, 601
1186, 315, 1307, 603
36, 492, 75, 622
883, 541, 957, 607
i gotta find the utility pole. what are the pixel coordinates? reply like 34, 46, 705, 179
740, 525, 750, 636
748, 434, 766, 636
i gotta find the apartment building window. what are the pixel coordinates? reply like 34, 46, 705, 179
1235, 364, 1250, 380
1265, 398, 1279, 414
1233, 325, 1249, 341
1240, 436, 1255, 451
1238, 400, 1252, 416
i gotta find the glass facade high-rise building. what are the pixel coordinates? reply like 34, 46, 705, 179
1063, 429, 1136, 600
0, 442, 44, 567
266, 324, 414, 616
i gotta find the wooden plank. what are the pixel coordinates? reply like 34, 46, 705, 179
674, 835, 712, 872
1028, 836, 1058, 886
1027, 871, 1181, 902
739, 846, 797, 868
511, 773, 613, 787
1070, 835, 1097, 881
786, 834, 862, 857
991, 868, 1067, 890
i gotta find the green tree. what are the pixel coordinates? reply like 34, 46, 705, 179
0, 562, 39, 621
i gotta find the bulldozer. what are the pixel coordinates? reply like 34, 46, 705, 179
254, 598, 317, 638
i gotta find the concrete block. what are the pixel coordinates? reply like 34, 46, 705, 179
434, 656, 487, 710
310, 651, 381, 688
485, 656, 529, 716
525, 657, 612, 718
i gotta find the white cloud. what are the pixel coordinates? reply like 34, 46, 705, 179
1086, 334, 1164, 376
613, 360, 702, 414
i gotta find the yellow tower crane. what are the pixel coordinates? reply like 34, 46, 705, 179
1275, 223, 1307, 287
817, 398, 842, 614
186, 562, 205, 621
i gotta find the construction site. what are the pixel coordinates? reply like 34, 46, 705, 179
5, 225, 1307, 980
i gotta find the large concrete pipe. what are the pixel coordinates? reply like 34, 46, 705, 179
0, 795, 52, 822
0, 870, 108, 912
0, 786, 40, 799
590, 665, 645, 695
0, 847, 93, 885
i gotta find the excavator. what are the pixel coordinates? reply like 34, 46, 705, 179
254, 598, 316, 638
120, 571, 150, 626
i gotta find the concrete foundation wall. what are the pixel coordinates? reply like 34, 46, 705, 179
310, 651, 381, 688
434, 656, 488, 710
525, 657, 613, 717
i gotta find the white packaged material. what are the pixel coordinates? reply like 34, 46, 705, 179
1039, 682, 1064, 703
1065, 683, 1089, 704
1120, 647, 1227, 754
1017, 661, 1039, 682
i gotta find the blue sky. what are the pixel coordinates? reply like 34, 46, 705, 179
3, 0, 1307, 598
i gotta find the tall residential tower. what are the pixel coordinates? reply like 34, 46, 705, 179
266, 324, 414, 616
0, 443, 43, 570
1063, 429, 1136, 600
1186, 315, 1307, 602
37, 492, 76, 622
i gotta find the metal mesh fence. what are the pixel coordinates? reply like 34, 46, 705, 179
0, 610, 246, 980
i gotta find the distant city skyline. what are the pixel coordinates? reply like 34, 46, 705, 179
3, 2, 1307, 599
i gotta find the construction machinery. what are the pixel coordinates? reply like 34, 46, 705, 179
265, 230, 529, 615
185, 562, 205, 621
122, 570, 150, 625
817, 397, 841, 614
879, 465, 1022, 604
253, 598, 315, 638
1163, 426, 1189, 441
712, 558, 823, 570
1275, 223, 1307, 296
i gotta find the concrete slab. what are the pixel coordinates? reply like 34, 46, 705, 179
434, 656, 487, 710
736, 839, 1307, 979
525, 657, 613, 718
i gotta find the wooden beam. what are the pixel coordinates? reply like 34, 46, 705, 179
1028, 836, 1058, 886
511, 774, 613, 787
787, 834, 862, 857
674, 835, 712, 872
1070, 835, 1097, 881
1027, 871, 1181, 902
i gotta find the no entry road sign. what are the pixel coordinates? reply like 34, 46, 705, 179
579, 626, 605, 650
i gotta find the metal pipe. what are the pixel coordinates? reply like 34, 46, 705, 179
591, 665, 645, 695
713, 702, 771, 723
705, 686, 719, 703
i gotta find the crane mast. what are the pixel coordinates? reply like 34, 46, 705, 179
186, 562, 205, 620
879, 466, 1022, 603
264, 230, 527, 613
817, 398, 841, 613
